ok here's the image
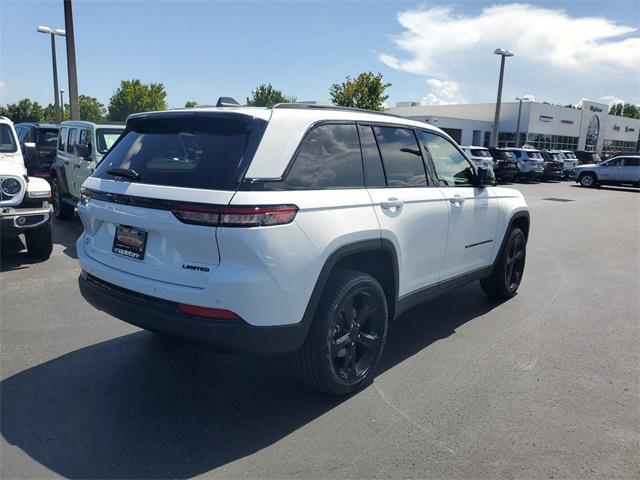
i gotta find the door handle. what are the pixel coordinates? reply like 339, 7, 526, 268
449, 195, 465, 206
381, 198, 404, 209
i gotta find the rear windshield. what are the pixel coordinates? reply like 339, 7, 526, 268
0, 124, 18, 153
93, 114, 266, 190
527, 151, 542, 159
37, 129, 59, 147
471, 149, 491, 157
96, 128, 124, 154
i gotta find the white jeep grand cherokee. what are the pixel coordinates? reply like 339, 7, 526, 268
77, 102, 530, 395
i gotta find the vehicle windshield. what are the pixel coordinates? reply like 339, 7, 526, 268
94, 114, 267, 190
527, 151, 542, 159
0, 124, 18, 153
502, 151, 516, 159
471, 149, 491, 158
96, 128, 124, 154
37, 129, 59, 147
554, 152, 566, 160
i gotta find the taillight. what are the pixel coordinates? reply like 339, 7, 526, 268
171, 204, 298, 227
178, 303, 241, 320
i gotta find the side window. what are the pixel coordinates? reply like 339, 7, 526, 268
58, 127, 68, 151
22, 128, 31, 143
67, 128, 78, 153
79, 129, 92, 146
622, 158, 639, 167
285, 124, 363, 189
419, 131, 475, 187
374, 126, 427, 187
357, 125, 386, 187
605, 158, 621, 166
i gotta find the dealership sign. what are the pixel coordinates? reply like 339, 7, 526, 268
613, 124, 621, 131
561, 120, 574, 124
589, 105, 603, 113
539, 115, 553, 123
626, 126, 636, 132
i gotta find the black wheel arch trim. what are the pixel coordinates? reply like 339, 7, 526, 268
298, 238, 400, 339
50, 163, 71, 196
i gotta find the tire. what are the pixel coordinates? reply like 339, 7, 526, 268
52, 177, 74, 220
293, 269, 389, 395
25, 219, 53, 259
579, 173, 597, 188
480, 227, 526, 300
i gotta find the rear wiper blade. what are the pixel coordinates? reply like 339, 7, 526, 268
107, 167, 140, 181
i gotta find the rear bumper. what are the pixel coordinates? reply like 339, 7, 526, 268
78, 273, 308, 354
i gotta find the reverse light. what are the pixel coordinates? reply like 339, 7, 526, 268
171, 204, 298, 227
178, 303, 241, 320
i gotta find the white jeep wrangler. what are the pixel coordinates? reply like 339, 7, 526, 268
0, 116, 53, 259
77, 101, 530, 395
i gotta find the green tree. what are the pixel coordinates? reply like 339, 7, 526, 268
330, 72, 391, 111
1, 98, 45, 123
107, 79, 167, 121
246, 83, 296, 107
622, 103, 639, 119
184, 100, 198, 108
78, 95, 106, 121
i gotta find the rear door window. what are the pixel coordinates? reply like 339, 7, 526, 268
285, 123, 363, 189
94, 114, 267, 191
622, 158, 639, 167
67, 128, 78, 153
358, 125, 386, 187
37, 129, 59, 147
374, 126, 426, 187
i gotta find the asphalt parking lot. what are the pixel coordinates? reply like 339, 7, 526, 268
1, 181, 638, 479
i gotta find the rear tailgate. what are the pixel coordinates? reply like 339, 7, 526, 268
78, 111, 268, 289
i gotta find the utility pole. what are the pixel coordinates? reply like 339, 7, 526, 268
63, 0, 80, 120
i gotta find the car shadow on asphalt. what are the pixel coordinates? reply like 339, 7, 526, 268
569, 184, 639, 194
0, 283, 503, 479
0, 216, 83, 272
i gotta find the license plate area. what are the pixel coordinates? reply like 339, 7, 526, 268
113, 225, 148, 260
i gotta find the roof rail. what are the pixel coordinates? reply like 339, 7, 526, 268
272, 102, 401, 118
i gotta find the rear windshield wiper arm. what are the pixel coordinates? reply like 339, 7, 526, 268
107, 167, 140, 181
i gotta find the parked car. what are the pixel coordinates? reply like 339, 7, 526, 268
574, 150, 602, 165
574, 155, 640, 188
559, 150, 579, 178
0, 116, 54, 258
461, 146, 495, 172
50, 120, 124, 219
539, 150, 565, 180
503, 147, 544, 181
14, 122, 59, 178
488, 147, 520, 182
77, 101, 530, 395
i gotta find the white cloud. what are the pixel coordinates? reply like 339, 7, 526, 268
380, 4, 640, 104
421, 78, 465, 105
380, 4, 640, 75
598, 94, 625, 106
519, 94, 535, 102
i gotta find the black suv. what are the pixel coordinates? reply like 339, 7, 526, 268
539, 150, 565, 180
14, 123, 59, 178
487, 148, 519, 182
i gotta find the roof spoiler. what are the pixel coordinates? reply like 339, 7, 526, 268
216, 97, 241, 107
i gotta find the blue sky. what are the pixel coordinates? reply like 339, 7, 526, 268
1, 0, 639, 110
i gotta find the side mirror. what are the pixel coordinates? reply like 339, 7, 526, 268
476, 166, 496, 187
74, 143, 91, 160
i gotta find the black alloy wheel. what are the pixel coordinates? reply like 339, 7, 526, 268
329, 290, 385, 382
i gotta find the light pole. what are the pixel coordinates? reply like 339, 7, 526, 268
491, 48, 514, 148
64, 0, 80, 120
514, 96, 528, 147
37, 26, 66, 123
60, 89, 65, 120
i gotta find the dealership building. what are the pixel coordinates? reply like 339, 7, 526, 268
387, 100, 640, 155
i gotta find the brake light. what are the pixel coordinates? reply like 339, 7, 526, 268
171, 204, 298, 227
178, 303, 240, 320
